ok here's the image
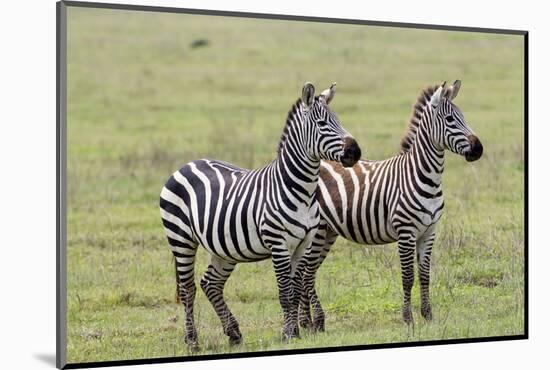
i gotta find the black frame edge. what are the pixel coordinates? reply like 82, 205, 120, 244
523, 32, 529, 338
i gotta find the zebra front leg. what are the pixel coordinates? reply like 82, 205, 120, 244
200, 256, 242, 345
295, 234, 317, 330
298, 224, 322, 330
298, 263, 313, 330
417, 228, 436, 321
299, 264, 328, 332
171, 241, 200, 350
298, 229, 322, 330
291, 262, 305, 333
300, 227, 338, 332
299, 278, 326, 332
397, 232, 417, 324
309, 271, 327, 330
272, 245, 300, 341
297, 258, 313, 330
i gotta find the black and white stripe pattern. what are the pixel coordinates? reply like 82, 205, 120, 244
160, 82, 361, 348
298, 81, 483, 330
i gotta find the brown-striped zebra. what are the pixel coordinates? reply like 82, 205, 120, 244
159, 82, 361, 349
298, 81, 483, 330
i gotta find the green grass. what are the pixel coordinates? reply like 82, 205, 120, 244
65, 7, 525, 364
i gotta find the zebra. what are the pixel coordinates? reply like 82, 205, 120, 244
159, 82, 361, 349
298, 81, 483, 331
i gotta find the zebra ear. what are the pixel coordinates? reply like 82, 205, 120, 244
430, 82, 446, 108
320, 82, 337, 105
302, 82, 316, 108
448, 80, 461, 101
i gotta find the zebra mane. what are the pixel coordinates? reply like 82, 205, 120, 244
399, 85, 438, 154
277, 97, 307, 154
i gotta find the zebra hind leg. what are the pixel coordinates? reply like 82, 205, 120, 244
200, 256, 242, 345
171, 240, 200, 350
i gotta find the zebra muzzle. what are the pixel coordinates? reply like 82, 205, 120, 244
341, 137, 361, 167
465, 135, 483, 162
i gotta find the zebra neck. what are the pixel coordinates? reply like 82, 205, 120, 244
408, 124, 445, 190
274, 145, 321, 205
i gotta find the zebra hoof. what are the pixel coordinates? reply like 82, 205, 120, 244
299, 317, 313, 330
313, 320, 325, 332
185, 339, 200, 352
228, 334, 243, 346
225, 325, 242, 345
421, 306, 433, 321
282, 334, 300, 342
188, 343, 200, 352
402, 309, 413, 325
282, 326, 300, 342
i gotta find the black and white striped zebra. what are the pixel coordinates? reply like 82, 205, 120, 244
159, 82, 361, 348
298, 81, 483, 330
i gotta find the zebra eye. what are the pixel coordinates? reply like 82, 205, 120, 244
317, 120, 328, 126
445, 115, 454, 123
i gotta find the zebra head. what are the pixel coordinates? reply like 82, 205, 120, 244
301, 82, 361, 167
429, 80, 483, 162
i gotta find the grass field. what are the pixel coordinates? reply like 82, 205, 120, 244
65, 7, 525, 364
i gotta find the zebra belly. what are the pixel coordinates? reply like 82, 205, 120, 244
198, 226, 270, 263
161, 159, 271, 263
190, 189, 271, 263
321, 207, 398, 245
